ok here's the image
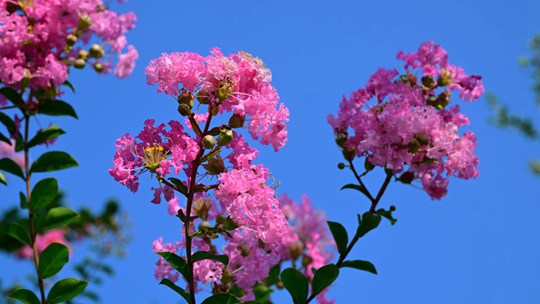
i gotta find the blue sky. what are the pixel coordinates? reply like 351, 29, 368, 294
2, 0, 540, 303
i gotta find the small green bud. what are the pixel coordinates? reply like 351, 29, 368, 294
335, 131, 348, 148
437, 69, 452, 87
421, 75, 435, 88
389, 205, 397, 212
177, 90, 194, 108
196, 89, 211, 104
198, 220, 212, 231
93, 62, 104, 73
398, 171, 415, 184
216, 80, 234, 101
78, 49, 88, 60
89, 44, 105, 59
276, 281, 284, 289
342, 147, 356, 162
78, 14, 92, 30
73, 58, 86, 69
229, 114, 245, 128
66, 34, 78, 46
202, 135, 216, 149
364, 158, 375, 171
216, 214, 227, 225
337, 162, 346, 170
218, 129, 233, 146
407, 138, 420, 153
178, 104, 190, 116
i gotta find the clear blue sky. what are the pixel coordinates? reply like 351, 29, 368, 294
2, 0, 540, 303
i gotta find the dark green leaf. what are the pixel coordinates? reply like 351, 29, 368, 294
63, 80, 75, 93
0, 112, 16, 133
0, 87, 23, 105
341, 260, 377, 274
311, 264, 339, 296
263, 264, 281, 286
357, 212, 381, 238
0, 171, 5, 185
201, 293, 241, 304
281, 268, 308, 304
327, 221, 348, 256
157, 252, 188, 279
38, 243, 69, 279
168, 177, 188, 193
0, 157, 25, 180
340, 183, 371, 199
0, 132, 10, 144
30, 151, 78, 173
223, 216, 238, 231
30, 178, 58, 211
19, 191, 27, 209
159, 279, 191, 304
376, 208, 397, 225
192, 251, 229, 266
37, 207, 78, 232
253, 283, 273, 303
27, 126, 65, 148
3, 222, 30, 245
47, 278, 88, 304
9, 288, 40, 304
38, 99, 78, 119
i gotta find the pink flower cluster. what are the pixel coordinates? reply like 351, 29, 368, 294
328, 41, 482, 199
0, 0, 137, 103
145, 48, 289, 151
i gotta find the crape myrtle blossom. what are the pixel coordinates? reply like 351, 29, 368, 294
328, 41, 483, 199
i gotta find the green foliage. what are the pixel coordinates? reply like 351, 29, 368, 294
159, 279, 191, 304
311, 264, 339, 296
192, 251, 229, 266
46, 278, 88, 304
341, 183, 371, 199
27, 126, 65, 148
37, 99, 78, 119
30, 178, 58, 212
0, 87, 23, 105
8, 288, 40, 304
357, 212, 381, 238
30, 151, 78, 173
281, 268, 308, 304
327, 221, 348, 256
200, 293, 242, 304
157, 252, 189, 279
36, 207, 78, 232
341, 260, 378, 274
38, 243, 69, 279
0, 158, 25, 180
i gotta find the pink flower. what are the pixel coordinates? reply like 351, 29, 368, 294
114, 45, 138, 78
17, 229, 70, 259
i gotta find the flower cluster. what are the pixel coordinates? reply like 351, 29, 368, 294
328, 41, 482, 199
0, 0, 137, 105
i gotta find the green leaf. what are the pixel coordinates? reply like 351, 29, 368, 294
38, 243, 69, 279
192, 251, 229, 266
19, 191, 27, 209
357, 212, 381, 238
37, 207, 78, 232
340, 183, 371, 199
9, 288, 40, 304
38, 99, 78, 119
327, 221, 348, 256
201, 293, 242, 304
3, 222, 30, 245
30, 151, 78, 173
0, 112, 16, 133
0, 87, 23, 105
63, 80, 75, 93
281, 268, 308, 304
159, 279, 191, 304
0, 157, 25, 180
253, 283, 273, 303
0, 171, 6, 185
0, 132, 11, 144
168, 177, 188, 193
263, 264, 281, 286
311, 264, 339, 296
27, 126, 65, 148
341, 260, 377, 274
30, 178, 58, 211
47, 278, 88, 304
157, 252, 189, 279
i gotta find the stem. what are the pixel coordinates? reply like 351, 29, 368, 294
347, 160, 375, 203
23, 113, 47, 304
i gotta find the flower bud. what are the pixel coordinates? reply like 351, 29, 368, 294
342, 146, 356, 162
202, 135, 216, 149
301, 254, 313, 267
177, 90, 194, 108
337, 162, 346, 170
228, 114, 245, 128
398, 171, 415, 184
216, 214, 227, 225
389, 205, 397, 212
364, 158, 375, 171
198, 220, 212, 231
289, 241, 305, 260
178, 104, 190, 116
93, 62, 104, 73
421, 75, 435, 89
78, 49, 88, 60
217, 79, 234, 101
73, 58, 86, 69
78, 14, 92, 30
66, 34, 78, 46
196, 89, 211, 104
89, 44, 105, 59
276, 281, 284, 289
437, 69, 452, 87
218, 128, 233, 146
335, 131, 348, 148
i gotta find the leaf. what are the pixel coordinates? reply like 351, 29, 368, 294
38, 99, 78, 119
47, 278, 88, 304
376, 208, 397, 225
3, 222, 30, 245
281, 268, 308, 304
263, 264, 281, 286
37, 207, 78, 232
157, 252, 189, 279
30, 151, 78, 173
38, 243, 69, 279
159, 279, 191, 304
0, 158, 25, 180
0, 112, 16, 133
341, 260, 378, 275
9, 288, 40, 304
30, 178, 58, 211
311, 264, 340, 296
192, 251, 229, 266
0, 171, 6, 185
327, 221, 348, 256
0, 87, 23, 105
168, 177, 188, 193
357, 212, 381, 238
27, 126, 65, 148
201, 294, 242, 304
341, 183, 371, 199
0, 132, 11, 144
63, 80, 75, 93
19, 191, 27, 209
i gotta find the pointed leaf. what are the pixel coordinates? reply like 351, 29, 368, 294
37, 207, 78, 232
157, 252, 189, 279
38, 243, 69, 279
3, 222, 30, 245
168, 177, 188, 193
311, 264, 339, 296
0, 132, 10, 144
47, 278, 88, 304
30, 151, 78, 173
9, 288, 40, 304
28, 126, 65, 148
38, 99, 78, 119
20, 191, 27, 209
0, 112, 16, 133
0, 157, 25, 180
201, 293, 241, 304
357, 212, 381, 238
0, 171, 5, 185
281, 268, 308, 304
340, 183, 371, 199
0, 87, 23, 105
159, 279, 191, 304
327, 221, 348, 256
30, 178, 58, 211
63, 80, 75, 93
192, 251, 229, 266
341, 260, 377, 274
